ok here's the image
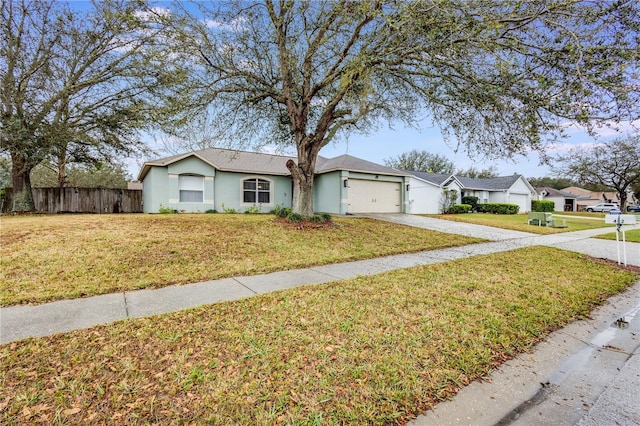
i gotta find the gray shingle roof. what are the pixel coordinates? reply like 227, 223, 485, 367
537, 187, 589, 199
404, 170, 533, 191
138, 148, 295, 180
405, 171, 453, 186
138, 149, 408, 180
316, 154, 407, 176
455, 175, 521, 191
196, 148, 295, 175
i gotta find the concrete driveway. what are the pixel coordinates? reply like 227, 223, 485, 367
362, 213, 640, 267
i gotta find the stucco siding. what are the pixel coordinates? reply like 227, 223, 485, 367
444, 181, 464, 203
407, 177, 442, 214
509, 178, 531, 194
545, 196, 566, 212
488, 191, 508, 204
214, 171, 292, 213
167, 157, 217, 177
314, 172, 342, 214
142, 166, 168, 213
143, 157, 216, 213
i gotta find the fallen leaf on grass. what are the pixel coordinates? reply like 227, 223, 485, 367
63, 407, 82, 415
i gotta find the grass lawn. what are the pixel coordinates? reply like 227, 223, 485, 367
0, 214, 482, 306
595, 228, 640, 242
434, 212, 615, 234
1, 247, 637, 425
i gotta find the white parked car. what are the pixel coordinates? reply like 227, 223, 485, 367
585, 203, 620, 212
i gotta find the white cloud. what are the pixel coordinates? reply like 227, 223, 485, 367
560, 119, 639, 138
205, 16, 247, 32
259, 145, 296, 157
134, 7, 171, 21
545, 141, 605, 154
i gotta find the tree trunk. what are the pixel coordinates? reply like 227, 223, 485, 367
287, 135, 322, 217
618, 191, 627, 212
57, 154, 67, 188
287, 158, 315, 216
56, 153, 67, 212
10, 152, 35, 211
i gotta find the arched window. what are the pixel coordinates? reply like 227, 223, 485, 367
243, 178, 270, 204
179, 175, 204, 202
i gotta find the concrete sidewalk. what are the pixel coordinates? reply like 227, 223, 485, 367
1, 214, 639, 425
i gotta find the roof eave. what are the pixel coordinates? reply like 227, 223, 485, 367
317, 167, 410, 177
409, 175, 445, 187
139, 152, 227, 181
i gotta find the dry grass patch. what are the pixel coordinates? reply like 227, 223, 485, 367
1, 247, 637, 425
0, 214, 482, 306
434, 213, 613, 234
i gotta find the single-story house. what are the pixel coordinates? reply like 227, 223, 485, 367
405, 172, 536, 214
137, 148, 411, 214
561, 186, 637, 210
536, 187, 590, 212
403, 172, 459, 215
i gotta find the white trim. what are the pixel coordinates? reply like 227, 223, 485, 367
240, 176, 275, 207
179, 174, 205, 203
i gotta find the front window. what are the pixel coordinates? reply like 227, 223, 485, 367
243, 178, 270, 204
179, 175, 204, 202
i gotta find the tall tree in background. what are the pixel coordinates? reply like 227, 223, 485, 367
165, 0, 639, 215
384, 150, 455, 174
456, 166, 499, 179
0, 0, 177, 211
527, 177, 578, 190
29, 162, 130, 189
553, 136, 640, 210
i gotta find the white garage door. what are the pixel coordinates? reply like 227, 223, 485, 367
348, 179, 401, 213
509, 193, 529, 213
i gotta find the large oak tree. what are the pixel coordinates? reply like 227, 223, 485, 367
554, 135, 640, 211
165, 0, 638, 215
0, 0, 177, 210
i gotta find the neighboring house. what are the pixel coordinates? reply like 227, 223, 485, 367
137, 148, 410, 214
404, 172, 461, 214
127, 181, 143, 190
561, 186, 637, 210
536, 187, 589, 212
561, 186, 603, 210
456, 175, 535, 213
405, 172, 535, 214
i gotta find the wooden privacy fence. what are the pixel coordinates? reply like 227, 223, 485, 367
1, 188, 143, 213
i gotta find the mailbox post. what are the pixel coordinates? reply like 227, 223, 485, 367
604, 214, 637, 266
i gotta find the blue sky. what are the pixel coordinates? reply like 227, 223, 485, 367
60, 1, 635, 180
318, 125, 547, 177
314, 122, 630, 179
